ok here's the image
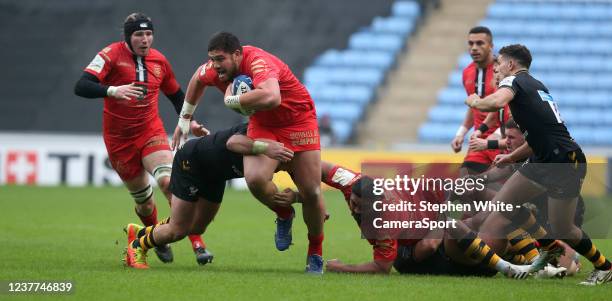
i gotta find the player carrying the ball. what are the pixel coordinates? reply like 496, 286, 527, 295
172, 32, 326, 274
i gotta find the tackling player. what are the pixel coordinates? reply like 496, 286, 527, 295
123, 123, 294, 269
451, 27, 509, 175
74, 13, 211, 265
466, 44, 612, 285
172, 32, 326, 273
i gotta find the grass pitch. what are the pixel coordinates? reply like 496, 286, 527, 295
1, 186, 611, 300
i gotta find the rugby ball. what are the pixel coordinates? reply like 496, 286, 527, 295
231, 75, 255, 116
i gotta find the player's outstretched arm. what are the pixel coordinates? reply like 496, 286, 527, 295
226, 78, 281, 111
74, 72, 142, 100
226, 134, 293, 162
451, 108, 473, 153
172, 69, 208, 150
325, 259, 392, 274
493, 142, 532, 166
465, 88, 514, 112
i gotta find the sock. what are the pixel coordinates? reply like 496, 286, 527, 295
273, 206, 294, 220
136, 205, 158, 227
132, 227, 158, 252
567, 230, 612, 271
307, 233, 324, 256
506, 228, 539, 263
511, 206, 555, 248
508, 254, 528, 265
189, 235, 206, 250
456, 231, 504, 271
137, 225, 154, 239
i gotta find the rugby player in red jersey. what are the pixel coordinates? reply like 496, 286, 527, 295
451, 27, 509, 175
74, 13, 211, 265
172, 32, 326, 273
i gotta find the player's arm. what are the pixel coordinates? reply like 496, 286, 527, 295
471, 111, 498, 138
465, 87, 514, 112
75, 49, 143, 100
469, 126, 507, 152
451, 108, 473, 153
325, 259, 393, 274
493, 142, 532, 166
161, 63, 210, 138
172, 68, 210, 150
226, 134, 293, 162
74, 72, 143, 100
224, 78, 281, 111
327, 239, 396, 274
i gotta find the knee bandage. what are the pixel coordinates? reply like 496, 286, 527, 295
152, 164, 172, 182
130, 184, 153, 204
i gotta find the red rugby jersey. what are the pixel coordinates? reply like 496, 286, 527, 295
462, 62, 510, 136
197, 45, 316, 127
84, 42, 180, 139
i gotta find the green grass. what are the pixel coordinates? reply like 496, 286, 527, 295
1, 186, 611, 300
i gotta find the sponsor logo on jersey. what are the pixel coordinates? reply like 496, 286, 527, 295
537, 90, 554, 102
499, 75, 515, 88
86, 54, 105, 73
332, 168, 357, 186
189, 186, 199, 196
152, 64, 161, 77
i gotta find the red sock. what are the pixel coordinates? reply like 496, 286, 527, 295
307, 233, 324, 256
136, 205, 158, 227
272, 206, 294, 220
189, 235, 206, 250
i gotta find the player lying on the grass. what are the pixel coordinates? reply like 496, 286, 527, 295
172, 32, 326, 273
273, 166, 557, 278
74, 12, 210, 265
124, 123, 293, 269
465, 44, 612, 285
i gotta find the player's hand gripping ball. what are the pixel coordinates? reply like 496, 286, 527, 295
230, 75, 255, 116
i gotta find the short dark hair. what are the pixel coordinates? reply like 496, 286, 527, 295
499, 44, 532, 69
208, 32, 242, 53
505, 118, 519, 130
468, 26, 493, 42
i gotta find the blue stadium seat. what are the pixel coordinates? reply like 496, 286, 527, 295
348, 32, 404, 54
309, 84, 373, 105
391, 1, 420, 19
371, 16, 415, 36
304, 67, 385, 87
447, 71, 463, 88
437, 88, 465, 105
331, 120, 352, 143
418, 122, 459, 143
316, 102, 363, 123
314, 49, 395, 70
457, 54, 472, 70
428, 106, 464, 123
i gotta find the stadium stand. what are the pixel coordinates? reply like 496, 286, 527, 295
304, 0, 422, 144
0, 0, 395, 134
419, 0, 612, 145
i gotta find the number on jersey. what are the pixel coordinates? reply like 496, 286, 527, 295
537, 90, 563, 123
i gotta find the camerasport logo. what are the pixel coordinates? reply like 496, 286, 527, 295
5, 151, 38, 184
